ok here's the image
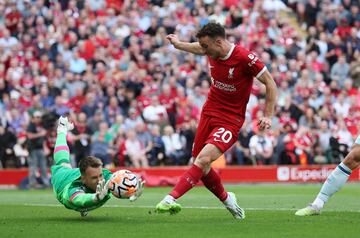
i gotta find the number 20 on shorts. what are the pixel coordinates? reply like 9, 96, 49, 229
213, 127, 232, 143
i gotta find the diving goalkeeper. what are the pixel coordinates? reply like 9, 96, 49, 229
51, 116, 143, 216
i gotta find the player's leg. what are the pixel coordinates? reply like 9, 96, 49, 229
197, 144, 245, 219
155, 144, 220, 214
155, 115, 212, 214
295, 138, 360, 216
53, 116, 74, 167
198, 124, 245, 219
156, 118, 245, 219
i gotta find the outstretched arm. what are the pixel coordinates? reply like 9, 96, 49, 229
167, 34, 206, 55
71, 193, 100, 207
256, 69, 277, 130
71, 179, 110, 208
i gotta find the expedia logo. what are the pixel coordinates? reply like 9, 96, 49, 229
277, 167, 334, 182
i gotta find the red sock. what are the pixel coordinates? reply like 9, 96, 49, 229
201, 168, 228, 202
170, 164, 203, 199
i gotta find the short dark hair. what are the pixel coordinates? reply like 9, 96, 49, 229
196, 22, 226, 39
79, 156, 103, 175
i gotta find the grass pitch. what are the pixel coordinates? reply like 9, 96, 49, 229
1, 184, 360, 238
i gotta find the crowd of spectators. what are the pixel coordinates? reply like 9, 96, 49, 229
0, 0, 359, 174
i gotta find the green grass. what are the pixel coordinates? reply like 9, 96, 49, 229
1, 184, 360, 238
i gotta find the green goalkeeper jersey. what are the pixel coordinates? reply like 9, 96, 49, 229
51, 165, 113, 212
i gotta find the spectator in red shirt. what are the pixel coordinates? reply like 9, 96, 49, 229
68, 87, 86, 113
5, 2, 21, 35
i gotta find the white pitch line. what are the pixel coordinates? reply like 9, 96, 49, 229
22, 203, 360, 212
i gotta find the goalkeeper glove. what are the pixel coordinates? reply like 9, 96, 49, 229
129, 178, 145, 202
94, 179, 109, 202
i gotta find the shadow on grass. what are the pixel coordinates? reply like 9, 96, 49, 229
2, 215, 116, 224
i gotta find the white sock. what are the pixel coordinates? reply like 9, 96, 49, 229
163, 195, 176, 203
313, 162, 352, 209
312, 197, 324, 208
223, 192, 231, 206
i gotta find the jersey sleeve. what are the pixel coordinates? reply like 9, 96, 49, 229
68, 188, 111, 209
239, 47, 266, 79
71, 192, 97, 208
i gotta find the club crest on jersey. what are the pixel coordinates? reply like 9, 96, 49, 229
228, 67, 234, 78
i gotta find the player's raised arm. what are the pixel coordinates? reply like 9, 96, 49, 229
167, 34, 206, 55
256, 69, 277, 130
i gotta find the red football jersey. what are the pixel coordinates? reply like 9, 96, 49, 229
203, 44, 266, 124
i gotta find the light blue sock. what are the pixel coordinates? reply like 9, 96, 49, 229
313, 162, 352, 208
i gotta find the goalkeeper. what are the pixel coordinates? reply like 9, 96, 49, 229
51, 116, 143, 217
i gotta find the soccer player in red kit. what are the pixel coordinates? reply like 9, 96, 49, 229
155, 22, 277, 219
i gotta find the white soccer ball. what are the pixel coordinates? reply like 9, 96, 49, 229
108, 170, 138, 199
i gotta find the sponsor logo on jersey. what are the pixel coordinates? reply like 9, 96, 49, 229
214, 81, 236, 92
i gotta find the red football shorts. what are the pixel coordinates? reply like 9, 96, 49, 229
192, 113, 244, 158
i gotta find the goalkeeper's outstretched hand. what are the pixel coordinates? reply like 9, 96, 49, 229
94, 179, 109, 202
129, 178, 145, 202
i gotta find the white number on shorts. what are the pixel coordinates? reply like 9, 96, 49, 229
213, 128, 232, 143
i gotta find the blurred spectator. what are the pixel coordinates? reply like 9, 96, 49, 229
90, 130, 113, 169
299, 107, 318, 129
26, 111, 48, 188
93, 121, 113, 144
81, 92, 98, 118
0, 125, 17, 168
109, 114, 126, 139
104, 96, 122, 125
135, 121, 152, 153
159, 84, 177, 129
71, 112, 93, 166
249, 129, 274, 165
147, 124, 166, 166
51, 95, 70, 116
64, 72, 85, 98
330, 55, 350, 85
143, 95, 168, 126
124, 107, 144, 130
333, 91, 351, 117
179, 121, 196, 165
39, 85, 54, 109
336, 120, 354, 149
68, 87, 86, 114
87, 109, 104, 132
161, 125, 187, 165
293, 126, 315, 165
124, 129, 149, 168
314, 120, 332, 164
13, 132, 29, 168
235, 125, 254, 165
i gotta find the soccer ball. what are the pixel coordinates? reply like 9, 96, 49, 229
108, 170, 138, 199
